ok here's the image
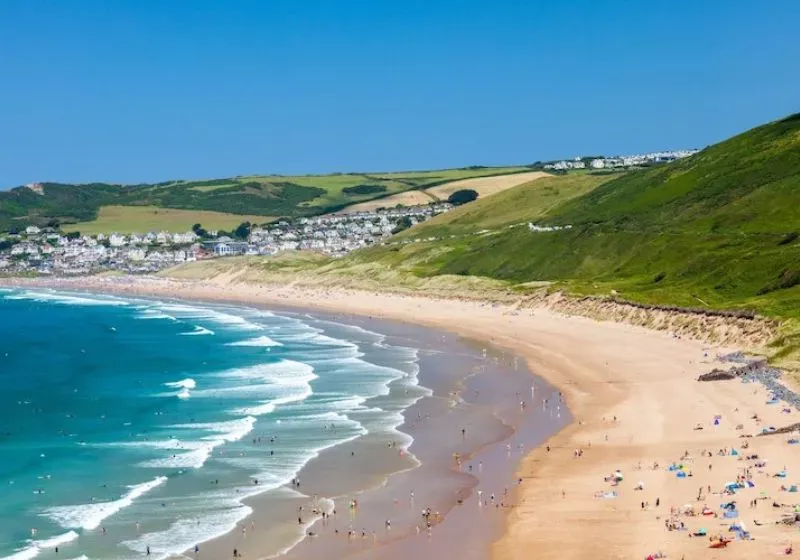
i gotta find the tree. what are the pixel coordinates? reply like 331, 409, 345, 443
234, 221, 252, 240
392, 216, 413, 234
66, 231, 81, 240
447, 189, 479, 205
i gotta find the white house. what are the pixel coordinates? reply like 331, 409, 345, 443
127, 248, 146, 261
172, 231, 198, 244
213, 243, 234, 257
25, 226, 41, 235
109, 233, 127, 247
590, 159, 605, 169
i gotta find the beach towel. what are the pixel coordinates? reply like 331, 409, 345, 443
724, 510, 739, 518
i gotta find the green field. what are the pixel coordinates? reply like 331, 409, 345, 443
0, 166, 532, 232
63, 206, 271, 234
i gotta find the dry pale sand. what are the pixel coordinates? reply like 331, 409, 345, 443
11, 276, 800, 559
424, 171, 549, 200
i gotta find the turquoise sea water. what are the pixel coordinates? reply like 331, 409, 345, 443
0, 288, 428, 560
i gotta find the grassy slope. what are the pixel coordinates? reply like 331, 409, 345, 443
360, 114, 800, 364
0, 166, 528, 232
63, 206, 272, 234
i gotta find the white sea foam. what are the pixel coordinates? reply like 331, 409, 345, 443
179, 325, 214, 336
226, 335, 283, 347
1, 530, 79, 560
139, 417, 256, 469
44, 476, 167, 530
120, 489, 261, 560
5, 290, 129, 307
135, 308, 177, 321
164, 378, 197, 390
156, 304, 262, 331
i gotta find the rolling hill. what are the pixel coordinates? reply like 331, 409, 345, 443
162, 113, 800, 363
0, 166, 530, 233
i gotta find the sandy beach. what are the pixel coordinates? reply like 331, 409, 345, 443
5, 275, 800, 560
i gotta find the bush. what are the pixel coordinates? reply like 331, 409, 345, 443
392, 217, 413, 234
447, 189, 479, 205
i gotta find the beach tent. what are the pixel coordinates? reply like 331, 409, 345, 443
676, 471, 687, 478
730, 449, 739, 456
789, 485, 798, 492
613, 470, 624, 481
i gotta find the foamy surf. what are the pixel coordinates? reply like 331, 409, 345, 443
180, 325, 214, 336
120, 490, 258, 560
2, 531, 79, 560
156, 304, 263, 331
44, 476, 167, 530
0, 291, 433, 560
3, 290, 129, 307
164, 378, 197, 390
226, 335, 283, 347
139, 417, 257, 469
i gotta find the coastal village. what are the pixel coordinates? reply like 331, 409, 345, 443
0, 203, 453, 275
542, 149, 699, 171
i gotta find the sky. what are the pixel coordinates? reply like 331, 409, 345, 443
0, 1, 798, 188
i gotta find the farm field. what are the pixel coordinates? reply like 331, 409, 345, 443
62, 205, 270, 234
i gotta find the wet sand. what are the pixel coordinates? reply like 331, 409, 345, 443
168, 312, 568, 560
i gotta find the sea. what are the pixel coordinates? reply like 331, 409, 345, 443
0, 288, 431, 560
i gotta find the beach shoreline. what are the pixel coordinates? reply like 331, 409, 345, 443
4, 274, 799, 560
0, 279, 567, 560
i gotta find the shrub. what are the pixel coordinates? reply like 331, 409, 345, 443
447, 189, 479, 205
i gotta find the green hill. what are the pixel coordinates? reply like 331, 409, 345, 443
0, 166, 529, 233
339, 114, 800, 320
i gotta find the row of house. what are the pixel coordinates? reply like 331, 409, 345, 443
1, 203, 454, 275
543, 149, 699, 171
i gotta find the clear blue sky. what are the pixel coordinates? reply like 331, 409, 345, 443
1, 1, 798, 187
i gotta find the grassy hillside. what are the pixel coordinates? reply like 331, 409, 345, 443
0, 166, 529, 233
162, 114, 800, 365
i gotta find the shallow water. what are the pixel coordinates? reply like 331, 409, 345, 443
0, 290, 430, 560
